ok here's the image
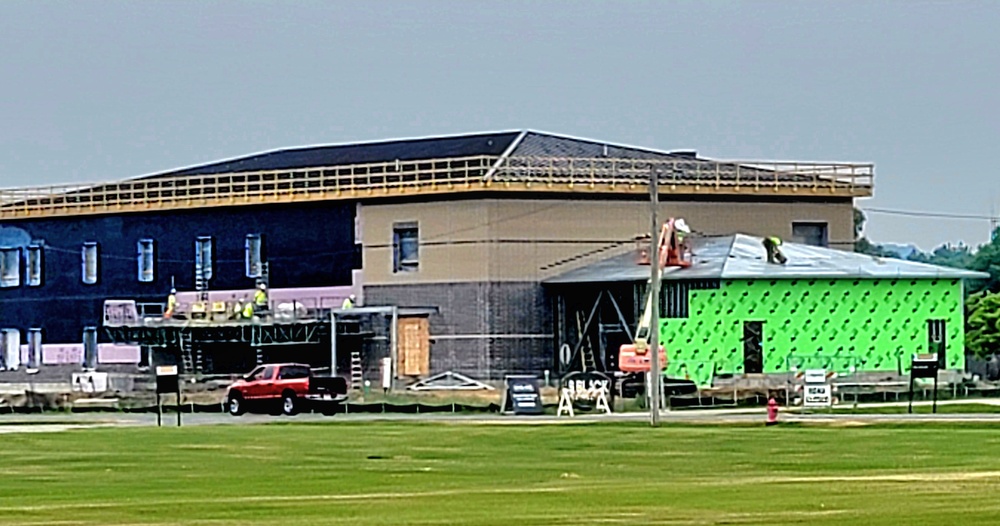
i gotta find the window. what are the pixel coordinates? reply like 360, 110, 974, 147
928, 319, 947, 368
0, 247, 19, 288
27, 328, 41, 369
1, 328, 21, 370
26, 244, 42, 287
792, 222, 829, 247
137, 239, 155, 283
393, 223, 419, 273
82, 326, 97, 369
245, 234, 263, 278
195, 236, 213, 282
82, 242, 98, 285
278, 366, 310, 380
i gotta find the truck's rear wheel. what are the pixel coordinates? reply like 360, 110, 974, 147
281, 391, 298, 416
228, 392, 245, 416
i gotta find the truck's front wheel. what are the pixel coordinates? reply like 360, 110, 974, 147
228, 392, 245, 416
281, 391, 298, 416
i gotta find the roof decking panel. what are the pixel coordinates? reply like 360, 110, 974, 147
511, 132, 689, 160
544, 234, 988, 284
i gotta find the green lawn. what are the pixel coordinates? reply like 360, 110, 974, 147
2, 421, 1000, 525
800, 403, 1000, 414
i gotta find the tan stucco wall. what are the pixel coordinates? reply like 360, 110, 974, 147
361, 197, 854, 285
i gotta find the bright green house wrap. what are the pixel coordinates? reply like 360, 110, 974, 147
661, 278, 966, 387
546, 233, 988, 386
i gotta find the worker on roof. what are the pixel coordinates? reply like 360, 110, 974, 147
674, 218, 691, 238
763, 236, 787, 265
342, 294, 356, 310
165, 288, 177, 319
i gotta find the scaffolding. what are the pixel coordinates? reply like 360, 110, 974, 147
104, 299, 333, 375
0, 156, 874, 220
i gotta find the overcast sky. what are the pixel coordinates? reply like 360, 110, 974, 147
1, 1, 997, 250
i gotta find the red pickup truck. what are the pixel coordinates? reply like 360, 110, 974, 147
226, 363, 349, 416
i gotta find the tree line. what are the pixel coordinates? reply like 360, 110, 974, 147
855, 209, 1000, 358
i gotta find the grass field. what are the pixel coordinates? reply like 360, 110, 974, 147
822, 403, 1000, 414
2, 421, 1000, 525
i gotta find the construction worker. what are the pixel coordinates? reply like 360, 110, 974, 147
341, 294, 356, 310
253, 283, 269, 319
763, 236, 787, 265
254, 283, 268, 308
242, 301, 255, 320
232, 299, 244, 321
165, 289, 177, 319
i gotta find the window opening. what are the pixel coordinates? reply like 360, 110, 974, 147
928, 319, 947, 368
791, 222, 829, 247
82, 242, 98, 285
195, 236, 213, 283
1, 328, 21, 370
27, 328, 42, 369
742, 321, 764, 374
83, 326, 97, 369
393, 223, 419, 273
245, 234, 263, 278
26, 244, 42, 287
0, 247, 19, 288
137, 239, 155, 283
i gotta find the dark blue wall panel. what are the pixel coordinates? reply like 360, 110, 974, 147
0, 202, 356, 343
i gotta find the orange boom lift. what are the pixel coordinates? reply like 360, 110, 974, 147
618, 218, 691, 373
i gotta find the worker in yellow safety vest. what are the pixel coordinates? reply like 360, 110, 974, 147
763, 236, 787, 265
242, 301, 255, 320
254, 283, 268, 310
341, 294, 356, 310
165, 289, 177, 319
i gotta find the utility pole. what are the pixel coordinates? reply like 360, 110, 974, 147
649, 166, 661, 427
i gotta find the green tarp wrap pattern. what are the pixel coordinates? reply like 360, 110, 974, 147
660, 278, 965, 386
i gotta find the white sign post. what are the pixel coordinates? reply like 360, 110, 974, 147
802, 369, 833, 408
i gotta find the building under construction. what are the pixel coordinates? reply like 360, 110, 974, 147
547, 234, 987, 386
0, 130, 874, 387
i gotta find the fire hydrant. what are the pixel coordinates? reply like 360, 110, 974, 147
766, 397, 779, 426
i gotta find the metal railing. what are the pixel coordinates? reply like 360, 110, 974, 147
497, 156, 874, 191
0, 155, 874, 219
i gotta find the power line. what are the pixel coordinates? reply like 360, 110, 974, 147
863, 207, 999, 221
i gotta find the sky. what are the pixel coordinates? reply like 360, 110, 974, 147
1, 1, 998, 250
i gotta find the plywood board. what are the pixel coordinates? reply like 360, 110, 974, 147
398, 317, 430, 377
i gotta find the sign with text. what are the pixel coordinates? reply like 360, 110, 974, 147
560, 371, 613, 410
155, 365, 179, 394
503, 375, 543, 415
911, 354, 940, 379
803, 384, 832, 408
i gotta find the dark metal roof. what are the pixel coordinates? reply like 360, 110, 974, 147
544, 235, 989, 284
140, 130, 817, 188
505, 132, 809, 185
149, 131, 521, 178
510, 131, 696, 160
